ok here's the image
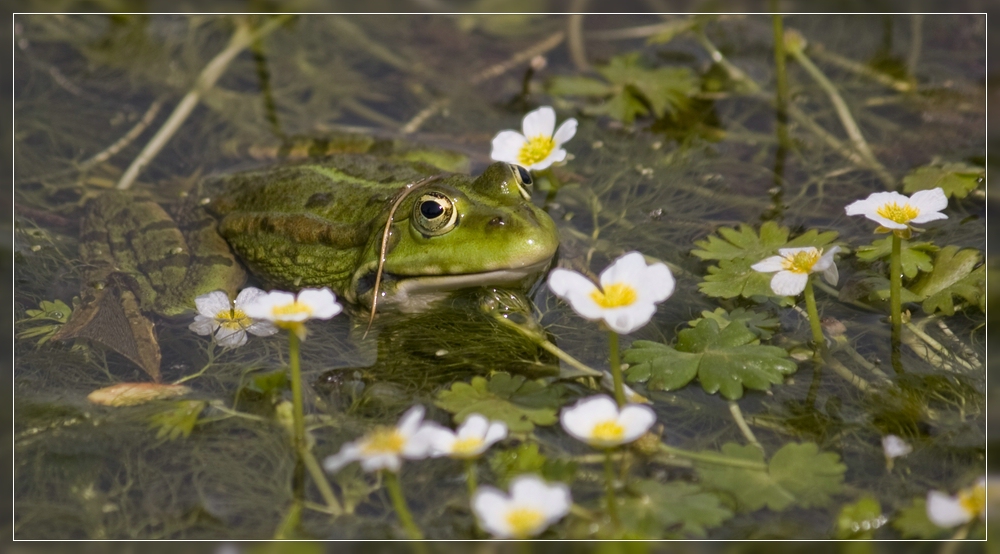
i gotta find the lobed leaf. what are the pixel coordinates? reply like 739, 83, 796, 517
435, 372, 566, 433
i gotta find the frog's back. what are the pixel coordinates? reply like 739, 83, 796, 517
204, 153, 444, 293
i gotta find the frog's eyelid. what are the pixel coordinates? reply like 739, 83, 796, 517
508, 164, 533, 200
412, 192, 457, 236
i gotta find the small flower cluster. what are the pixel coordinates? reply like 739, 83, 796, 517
190, 287, 342, 345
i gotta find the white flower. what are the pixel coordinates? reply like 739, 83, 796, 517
471, 474, 571, 539
560, 394, 656, 449
323, 405, 437, 473
881, 434, 912, 460
927, 477, 986, 528
844, 188, 948, 231
490, 106, 577, 171
189, 288, 279, 347
242, 287, 342, 339
751, 246, 841, 296
422, 414, 508, 459
547, 251, 675, 334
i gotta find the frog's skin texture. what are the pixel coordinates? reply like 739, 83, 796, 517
78, 191, 247, 317
205, 154, 559, 310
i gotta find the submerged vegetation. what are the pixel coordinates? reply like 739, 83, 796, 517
13, 11, 987, 541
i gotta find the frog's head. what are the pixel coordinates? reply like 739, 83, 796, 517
351, 162, 559, 310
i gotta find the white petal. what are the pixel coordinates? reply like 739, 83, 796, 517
242, 291, 295, 319
881, 435, 912, 459
482, 421, 508, 446
527, 147, 565, 171
776, 246, 816, 257
490, 130, 528, 164
599, 252, 647, 289
233, 287, 268, 308
548, 268, 597, 298
822, 263, 840, 287
909, 211, 948, 224
618, 404, 657, 442
194, 291, 232, 318
215, 327, 248, 348
770, 271, 809, 296
472, 487, 512, 538
403, 422, 441, 459
812, 246, 840, 272
552, 118, 578, 146
245, 320, 279, 337
420, 426, 458, 457
908, 187, 948, 215
603, 302, 656, 334
637, 262, 675, 302
521, 106, 556, 139
560, 395, 618, 440
397, 405, 426, 437
298, 288, 342, 319
189, 315, 218, 336
751, 256, 786, 273
323, 442, 362, 473
360, 453, 401, 473
845, 192, 906, 216
927, 491, 972, 527
458, 414, 490, 439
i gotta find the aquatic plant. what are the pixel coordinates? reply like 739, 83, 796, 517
189, 288, 278, 348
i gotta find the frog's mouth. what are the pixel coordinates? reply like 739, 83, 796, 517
352, 258, 552, 309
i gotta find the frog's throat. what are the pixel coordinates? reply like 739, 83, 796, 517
350, 258, 552, 311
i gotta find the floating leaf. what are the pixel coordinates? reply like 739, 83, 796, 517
87, 382, 191, 407
624, 319, 796, 400
908, 246, 985, 315
855, 237, 938, 279
692, 222, 838, 302
902, 162, 984, 200
435, 372, 566, 433
487, 442, 577, 487
695, 442, 846, 512
548, 53, 699, 124
149, 400, 207, 440
835, 495, 886, 539
891, 498, 949, 539
619, 480, 732, 538
688, 307, 780, 340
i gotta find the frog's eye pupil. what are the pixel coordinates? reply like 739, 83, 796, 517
421, 200, 444, 219
515, 165, 532, 185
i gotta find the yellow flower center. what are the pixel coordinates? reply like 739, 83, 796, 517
591, 419, 625, 442
451, 437, 484, 457
518, 135, 556, 166
590, 283, 638, 308
781, 250, 821, 274
215, 308, 250, 330
361, 427, 405, 455
505, 507, 545, 537
876, 201, 920, 224
958, 482, 986, 518
272, 301, 312, 318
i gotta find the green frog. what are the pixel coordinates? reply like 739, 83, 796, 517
204, 152, 559, 311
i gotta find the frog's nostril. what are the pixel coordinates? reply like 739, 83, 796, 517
488, 216, 506, 227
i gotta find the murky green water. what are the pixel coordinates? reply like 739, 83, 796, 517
13, 13, 987, 540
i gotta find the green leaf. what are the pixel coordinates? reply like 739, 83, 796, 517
695, 442, 846, 512
435, 372, 566, 433
619, 480, 733, 538
691, 222, 838, 302
623, 319, 797, 400
149, 400, 207, 440
487, 442, 577, 487
892, 498, 950, 539
547, 75, 614, 97
835, 495, 885, 539
688, 307, 781, 340
908, 246, 985, 315
855, 236, 937, 279
902, 162, 984, 199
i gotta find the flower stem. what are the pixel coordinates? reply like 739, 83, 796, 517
803, 277, 825, 354
299, 443, 343, 516
890, 232, 903, 345
658, 443, 768, 470
465, 458, 478, 500
288, 330, 306, 452
603, 449, 620, 529
383, 470, 424, 540
608, 331, 626, 407
771, 11, 791, 151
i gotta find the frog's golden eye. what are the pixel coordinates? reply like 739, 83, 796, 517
412, 192, 457, 236
509, 164, 533, 200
